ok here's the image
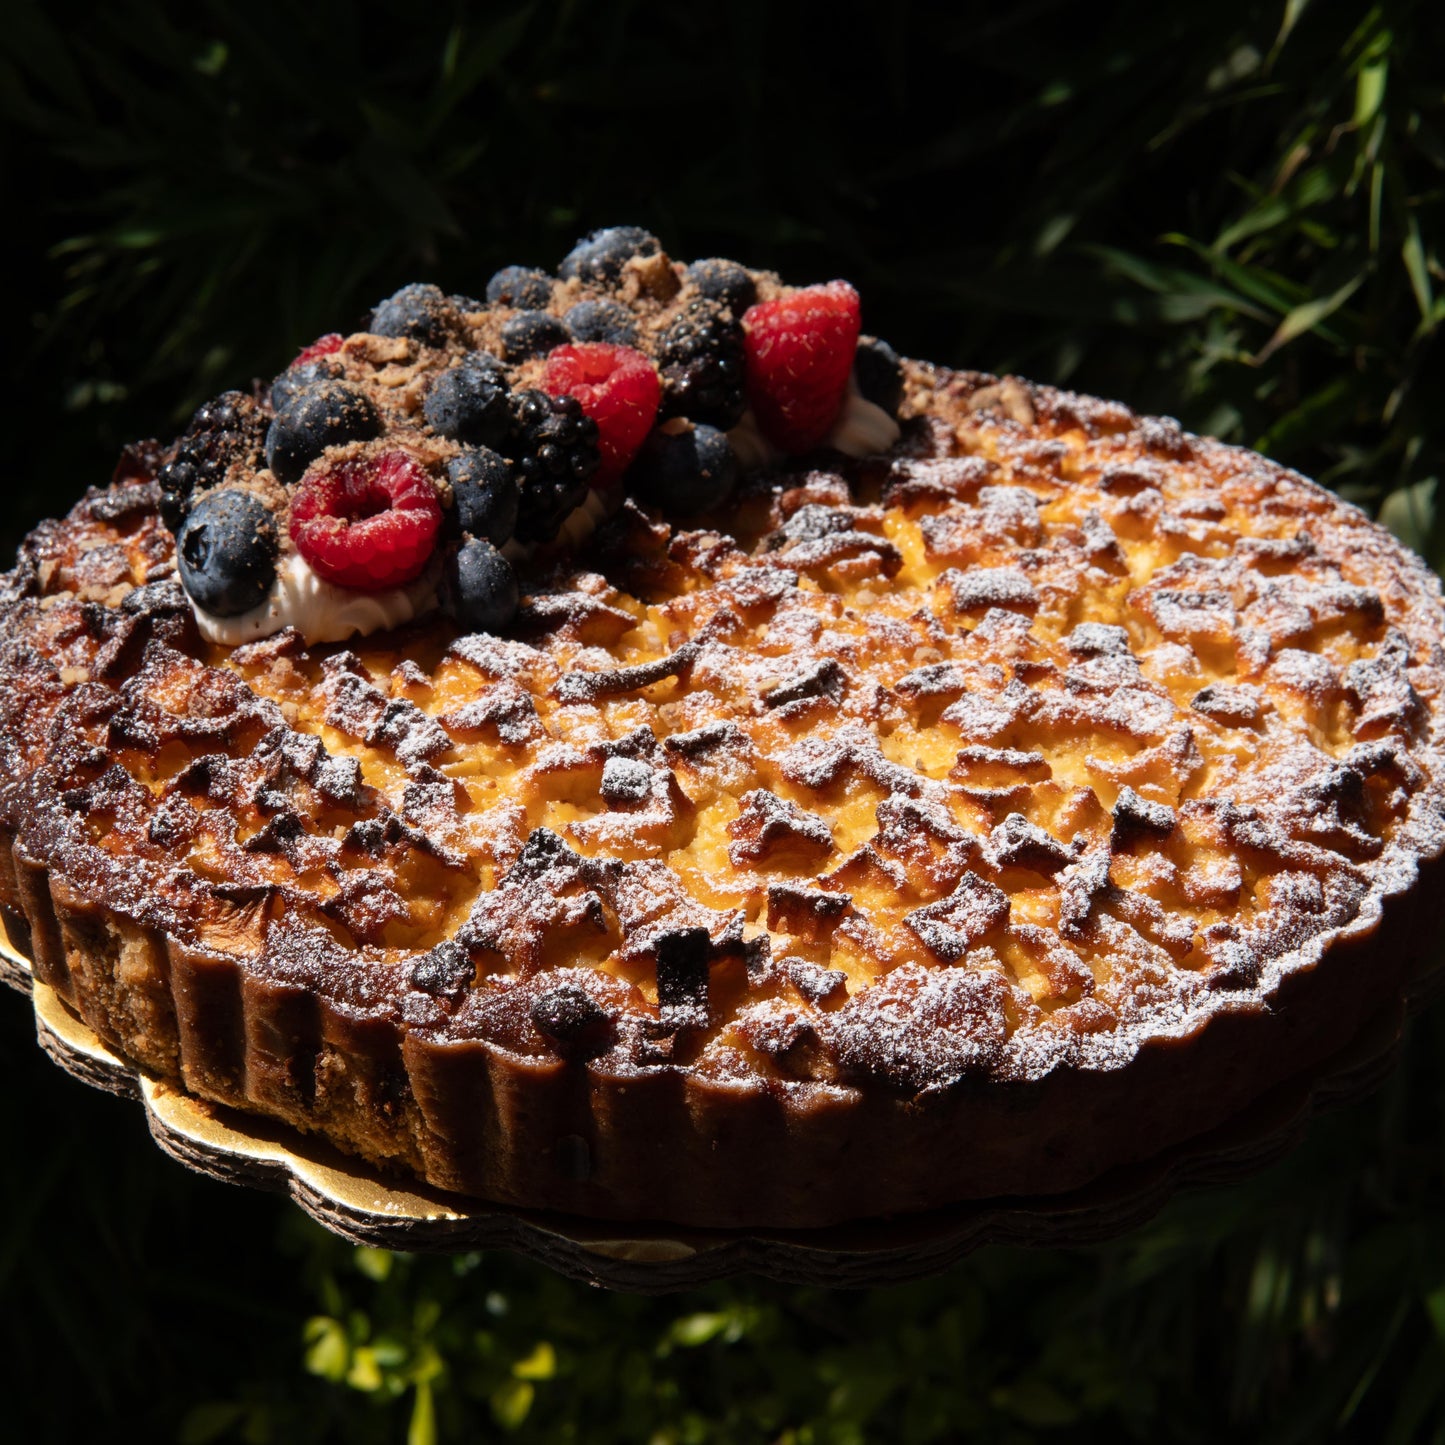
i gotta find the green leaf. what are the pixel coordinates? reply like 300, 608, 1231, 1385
1272, 0, 1313, 56
1254, 272, 1366, 362
192, 40, 227, 77
355, 1247, 393, 1282
1085, 244, 1274, 323
491, 1378, 536, 1431
408, 1379, 437, 1445
1378, 478, 1435, 554
513, 1340, 557, 1380
177, 1402, 245, 1445
991, 1377, 1081, 1428
1382, 1337, 1445, 1445
1354, 58, 1388, 129
1425, 1285, 1445, 1345
1402, 216, 1434, 320
1163, 232, 1303, 313
346, 1346, 384, 1393
302, 1316, 350, 1382
666, 1312, 734, 1349
1214, 194, 1292, 252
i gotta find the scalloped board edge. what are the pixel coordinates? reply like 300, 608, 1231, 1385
2, 920, 1440, 1292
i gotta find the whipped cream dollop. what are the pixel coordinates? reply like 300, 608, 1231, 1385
191, 488, 612, 646
500, 488, 609, 565
826, 377, 902, 457
727, 372, 902, 471
191, 552, 440, 647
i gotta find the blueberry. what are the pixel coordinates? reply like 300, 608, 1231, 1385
449, 294, 486, 314
559, 226, 660, 284
486, 266, 554, 309
270, 356, 343, 412
854, 337, 903, 417
447, 448, 519, 546
409, 939, 475, 998
447, 538, 519, 633
265, 380, 381, 484
563, 299, 639, 347
684, 258, 756, 314
175, 489, 278, 617
424, 358, 511, 446
629, 423, 738, 515
368, 283, 456, 346
499, 309, 569, 362
529, 984, 612, 1057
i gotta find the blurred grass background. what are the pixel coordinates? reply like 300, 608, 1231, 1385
3, 0, 1445, 1439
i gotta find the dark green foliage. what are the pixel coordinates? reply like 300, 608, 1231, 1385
6, 997, 1445, 1443
4, 0, 1442, 558
3, 1, 1445, 1440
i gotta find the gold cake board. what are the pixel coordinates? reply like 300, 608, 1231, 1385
2, 932, 1435, 1292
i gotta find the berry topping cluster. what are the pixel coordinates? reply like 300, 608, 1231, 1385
156, 226, 906, 641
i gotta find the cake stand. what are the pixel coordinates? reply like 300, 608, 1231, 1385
4, 923, 1439, 1293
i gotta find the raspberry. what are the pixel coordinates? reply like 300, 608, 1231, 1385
293, 333, 345, 368
290, 451, 442, 591
742, 281, 861, 452
539, 343, 661, 486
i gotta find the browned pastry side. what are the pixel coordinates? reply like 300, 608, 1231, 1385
2, 364, 1442, 1228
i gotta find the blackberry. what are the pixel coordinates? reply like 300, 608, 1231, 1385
446, 447, 519, 546
855, 336, 904, 417
559, 226, 660, 285
368, 283, 457, 346
446, 538, 519, 634
684, 258, 756, 314
265, 380, 381, 485
156, 390, 268, 533
629, 422, 738, 515
499, 309, 569, 362
656, 300, 747, 429
486, 265, 553, 309
507, 390, 599, 544
424, 357, 511, 446
175, 489, 278, 617
564, 299, 639, 347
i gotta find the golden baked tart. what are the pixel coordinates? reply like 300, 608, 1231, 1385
2, 228, 1443, 1229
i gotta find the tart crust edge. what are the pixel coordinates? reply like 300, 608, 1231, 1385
4, 822, 1441, 1229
